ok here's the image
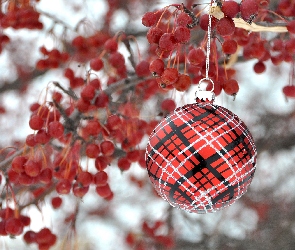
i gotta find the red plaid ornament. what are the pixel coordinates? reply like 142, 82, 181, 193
145, 99, 257, 213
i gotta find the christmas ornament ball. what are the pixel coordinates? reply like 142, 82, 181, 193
145, 101, 257, 213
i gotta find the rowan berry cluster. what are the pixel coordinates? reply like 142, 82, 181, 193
142, 0, 295, 97
125, 220, 174, 249
0, 1, 43, 29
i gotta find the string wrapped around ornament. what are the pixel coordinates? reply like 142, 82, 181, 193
145, 1, 257, 213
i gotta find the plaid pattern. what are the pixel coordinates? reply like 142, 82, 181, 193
145, 102, 257, 213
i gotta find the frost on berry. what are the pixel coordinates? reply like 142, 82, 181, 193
223, 79, 239, 95
160, 68, 179, 86
187, 48, 205, 66
240, 0, 259, 22
135, 60, 150, 77
161, 99, 176, 112
159, 33, 176, 52
216, 17, 235, 37
173, 74, 191, 91
221, 1, 240, 18
174, 26, 190, 44
147, 27, 163, 44
142, 12, 157, 27
222, 39, 238, 54
149, 59, 165, 76
176, 12, 192, 27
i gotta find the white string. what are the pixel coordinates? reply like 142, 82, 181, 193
198, 1, 217, 93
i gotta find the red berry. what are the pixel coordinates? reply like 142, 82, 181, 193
118, 157, 131, 171
81, 84, 96, 100
253, 61, 266, 73
187, 48, 205, 65
56, 179, 71, 194
85, 119, 101, 136
142, 12, 157, 27
20, 215, 31, 226
104, 38, 118, 52
39, 168, 52, 184
48, 121, 64, 138
107, 115, 122, 130
159, 33, 176, 51
85, 143, 100, 158
24, 160, 41, 177
222, 1, 240, 18
95, 184, 112, 198
160, 68, 179, 86
100, 141, 115, 156
29, 114, 44, 130
35, 129, 50, 144
73, 183, 89, 197
240, 0, 259, 21
95, 91, 109, 108
95, 156, 109, 171
161, 99, 176, 112
222, 39, 238, 54
173, 74, 191, 91
135, 60, 150, 77
287, 20, 295, 34
64, 68, 74, 79
77, 171, 93, 186
126, 150, 141, 162
176, 12, 191, 26
76, 98, 90, 113
94, 171, 108, 186
90, 78, 101, 90
216, 17, 235, 36
282, 85, 295, 98
149, 59, 165, 76
51, 197, 62, 209
35, 228, 55, 245
52, 91, 62, 103
24, 230, 37, 244
90, 57, 104, 71
147, 27, 163, 44
5, 218, 24, 236
223, 79, 239, 95
11, 156, 27, 173
174, 26, 190, 43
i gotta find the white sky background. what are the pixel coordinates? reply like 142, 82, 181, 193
0, 0, 295, 249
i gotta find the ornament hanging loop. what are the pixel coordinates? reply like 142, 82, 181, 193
196, 78, 215, 102
196, 0, 217, 103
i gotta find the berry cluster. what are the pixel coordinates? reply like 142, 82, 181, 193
142, 1, 295, 97
143, 5, 194, 92
36, 47, 70, 71
0, 1, 43, 30
142, 3, 242, 96
71, 32, 110, 62
0, 207, 31, 236
24, 228, 57, 250
125, 220, 174, 249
